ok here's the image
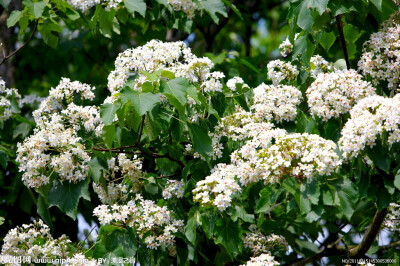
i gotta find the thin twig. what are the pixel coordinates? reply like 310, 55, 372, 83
77, 225, 97, 251
335, 15, 350, 70
0, 20, 38, 65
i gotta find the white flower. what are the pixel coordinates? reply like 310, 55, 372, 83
267, 60, 298, 85
243, 229, 288, 255
0, 77, 20, 121
162, 180, 185, 199
279, 38, 293, 57
252, 83, 302, 123
240, 253, 280, 266
339, 94, 400, 159
306, 69, 376, 121
193, 163, 242, 211
310, 55, 336, 78
16, 78, 101, 188
232, 132, 341, 185
358, 12, 400, 91
167, 0, 198, 18
227, 77, 248, 91
0, 220, 77, 264
93, 195, 184, 249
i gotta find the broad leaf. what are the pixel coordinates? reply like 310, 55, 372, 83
121, 87, 161, 116
198, 0, 227, 23
100, 103, 120, 125
88, 157, 109, 183
124, 0, 146, 17
187, 123, 213, 157
48, 179, 90, 220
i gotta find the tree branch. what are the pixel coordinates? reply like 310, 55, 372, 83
348, 208, 388, 257
0, 20, 38, 66
335, 15, 350, 70
379, 239, 400, 251
290, 208, 388, 265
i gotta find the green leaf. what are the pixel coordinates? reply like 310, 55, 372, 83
328, 0, 357, 16
293, 35, 315, 66
200, 211, 217, 238
102, 125, 116, 149
297, 1, 314, 32
322, 189, 334, 206
366, 141, 390, 173
376, 187, 391, 210
0, 150, 8, 169
296, 111, 319, 134
295, 239, 319, 257
0, 0, 11, 9
256, 187, 283, 213
121, 87, 161, 116
38, 22, 62, 48
88, 157, 109, 183
7, 10, 23, 27
221, 0, 242, 19
37, 195, 53, 230
0, 216, 4, 225
187, 123, 213, 157
144, 182, 158, 195
96, 6, 115, 38
93, 226, 137, 261
308, 0, 329, 15
160, 77, 192, 105
394, 171, 400, 191
304, 178, 320, 205
231, 206, 254, 223
185, 213, 197, 244
214, 218, 242, 258
297, 184, 312, 214
23, 0, 46, 18
319, 31, 336, 52
48, 179, 90, 220
187, 87, 207, 107
100, 103, 120, 125
343, 24, 364, 59
370, 0, 382, 11
124, 0, 146, 17
198, 0, 227, 23
333, 179, 357, 220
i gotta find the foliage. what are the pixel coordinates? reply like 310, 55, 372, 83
1, 0, 400, 265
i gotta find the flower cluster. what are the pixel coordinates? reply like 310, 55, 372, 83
306, 70, 376, 121
279, 37, 293, 57
16, 78, 102, 188
227, 77, 249, 91
93, 154, 144, 204
358, 13, 400, 91
0, 77, 20, 121
267, 60, 298, 85
232, 132, 341, 184
243, 227, 288, 255
167, 0, 198, 19
162, 180, 185, 199
193, 163, 242, 211
93, 194, 184, 249
252, 83, 302, 123
384, 203, 400, 231
310, 55, 336, 78
1, 220, 71, 264
240, 253, 280, 266
107, 40, 225, 98
19, 94, 46, 109
66, 0, 123, 12
339, 94, 400, 159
